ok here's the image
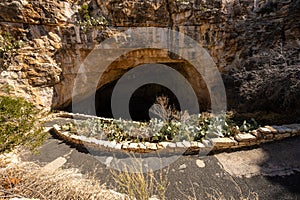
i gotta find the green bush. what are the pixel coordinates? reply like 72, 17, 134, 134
0, 95, 48, 153
78, 2, 108, 32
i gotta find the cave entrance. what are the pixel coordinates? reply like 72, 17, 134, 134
95, 81, 180, 121
59, 49, 211, 121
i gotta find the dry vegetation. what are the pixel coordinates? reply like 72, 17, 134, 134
110, 154, 169, 200
230, 41, 300, 123
0, 150, 260, 200
0, 152, 126, 200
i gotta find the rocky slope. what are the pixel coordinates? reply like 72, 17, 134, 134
0, 0, 299, 123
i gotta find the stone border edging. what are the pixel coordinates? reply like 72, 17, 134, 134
48, 112, 300, 155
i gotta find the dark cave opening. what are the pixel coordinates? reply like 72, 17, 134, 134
95, 81, 180, 121
129, 84, 180, 121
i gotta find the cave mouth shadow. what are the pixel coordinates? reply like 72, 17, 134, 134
95, 81, 180, 122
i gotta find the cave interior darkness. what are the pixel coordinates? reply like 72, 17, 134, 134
95, 81, 181, 121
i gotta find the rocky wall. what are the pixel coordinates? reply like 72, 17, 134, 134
0, 0, 299, 123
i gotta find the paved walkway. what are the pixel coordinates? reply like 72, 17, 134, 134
22, 133, 300, 200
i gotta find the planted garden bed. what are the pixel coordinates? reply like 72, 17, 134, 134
59, 112, 259, 143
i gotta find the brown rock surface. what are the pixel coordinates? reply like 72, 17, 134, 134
0, 0, 299, 121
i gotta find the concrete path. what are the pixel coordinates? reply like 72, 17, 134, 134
22, 133, 300, 200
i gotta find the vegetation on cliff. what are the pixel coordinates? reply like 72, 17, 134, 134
0, 86, 48, 152
0, 31, 24, 70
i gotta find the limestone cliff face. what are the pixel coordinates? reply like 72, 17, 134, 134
0, 0, 299, 122
0, 0, 70, 108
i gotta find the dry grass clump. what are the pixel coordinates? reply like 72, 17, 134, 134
0, 159, 126, 200
110, 154, 169, 200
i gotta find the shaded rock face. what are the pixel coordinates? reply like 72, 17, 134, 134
0, 0, 70, 108
0, 0, 299, 122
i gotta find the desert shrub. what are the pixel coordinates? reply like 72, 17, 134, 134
0, 95, 48, 153
110, 154, 169, 200
230, 41, 300, 121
